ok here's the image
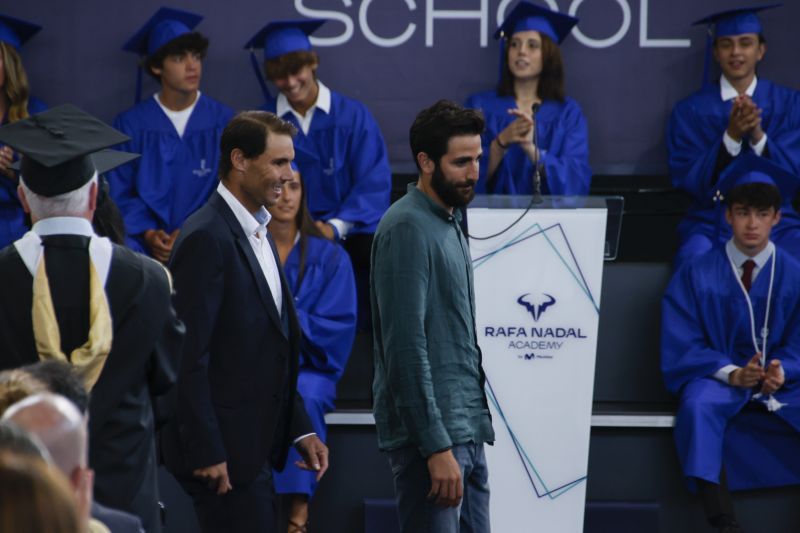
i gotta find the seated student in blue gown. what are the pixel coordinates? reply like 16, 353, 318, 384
245, 19, 390, 329
668, 5, 800, 270
267, 165, 357, 532
465, 2, 590, 196
662, 154, 800, 533
108, 7, 234, 261
0, 15, 47, 249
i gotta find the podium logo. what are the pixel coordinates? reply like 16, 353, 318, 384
517, 293, 556, 322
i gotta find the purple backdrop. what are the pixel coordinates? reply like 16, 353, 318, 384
8, 0, 800, 175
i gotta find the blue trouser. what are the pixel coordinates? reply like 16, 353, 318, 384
386, 442, 490, 533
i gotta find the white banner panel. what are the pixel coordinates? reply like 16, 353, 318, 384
468, 203, 607, 533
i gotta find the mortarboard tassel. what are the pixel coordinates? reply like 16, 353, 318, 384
249, 49, 272, 102
135, 60, 143, 105
701, 27, 714, 89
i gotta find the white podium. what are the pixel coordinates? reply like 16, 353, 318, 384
467, 195, 621, 533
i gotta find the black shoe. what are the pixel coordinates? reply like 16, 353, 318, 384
710, 514, 743, 533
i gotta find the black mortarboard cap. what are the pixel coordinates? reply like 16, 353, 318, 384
0, 104, 129, 197
10, 149, 140, 175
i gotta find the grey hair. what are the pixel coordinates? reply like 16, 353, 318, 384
19, 173, 98, 219
2, 392, 87, 476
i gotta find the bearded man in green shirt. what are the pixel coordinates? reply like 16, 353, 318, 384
370, 99, 495, 533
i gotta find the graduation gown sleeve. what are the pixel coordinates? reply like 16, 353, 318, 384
464, 91, 497, 191
0, 96, 49, 249
661, 258, 738, 395
332, 102, 391, 232
108, 108, 161, 251
667, 87, 731, 202
286, 236, 357, 380
538, 98, 592, 196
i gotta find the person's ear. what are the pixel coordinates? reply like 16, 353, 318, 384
17, 185, 31, 214
231, 148, 248, 173
417, 152, 435, 175
87, 181, 98, 213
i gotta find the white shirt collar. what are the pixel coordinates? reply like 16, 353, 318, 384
726, 238, 774, 269
33, 217, 94, 237
720, 75, 757, 101
14, 217, 112, 285
216, 182, 271, 237
276, 80, 331, 118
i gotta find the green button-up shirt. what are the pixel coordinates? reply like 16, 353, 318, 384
371, 183, 494, 457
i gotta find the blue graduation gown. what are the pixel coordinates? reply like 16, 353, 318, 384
667, 80, 800, 268
0, 96, 48, 249
661, 246, 800, 491
107, 94, 234, 252
273, 235, 357, 496
464, 90, 591, 196
262, 91, 391, 234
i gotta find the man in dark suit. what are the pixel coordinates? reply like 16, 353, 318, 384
0, 104, 184, 533
163, 110, 328, 532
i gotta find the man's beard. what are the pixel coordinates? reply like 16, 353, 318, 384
430, 165, 476, 208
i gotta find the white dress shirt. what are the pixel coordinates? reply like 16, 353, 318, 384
216, 184, 315, 444
276, 81, 353, 239
713, 239, 775, 383
720, 76, 768, 157
216, 182, 282, 315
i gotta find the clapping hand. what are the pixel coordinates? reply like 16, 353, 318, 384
760, 359, 785, 395
727, 95, 764, 144
729, 353, 765, 388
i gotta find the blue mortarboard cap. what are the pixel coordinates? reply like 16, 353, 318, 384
122, 7, 203, 57
692, 4, 779, 87
715, 153, 799, 204
243, 19, 326, 61
494, 2, 578, 44
243, 19, 326, 103
0, 14, 41, 50
692, 4, 779, 38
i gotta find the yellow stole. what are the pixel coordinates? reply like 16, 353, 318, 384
31, 256, 113, 391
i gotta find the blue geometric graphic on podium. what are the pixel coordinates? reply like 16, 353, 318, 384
472, 220, 600, 312
471, 218, 599, 500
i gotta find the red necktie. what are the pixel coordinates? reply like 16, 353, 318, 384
741, 259, 756, 292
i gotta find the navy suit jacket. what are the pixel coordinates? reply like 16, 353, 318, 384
162, 191, 312, 485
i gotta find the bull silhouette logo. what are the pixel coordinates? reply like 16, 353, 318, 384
517, 293, 556, 322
